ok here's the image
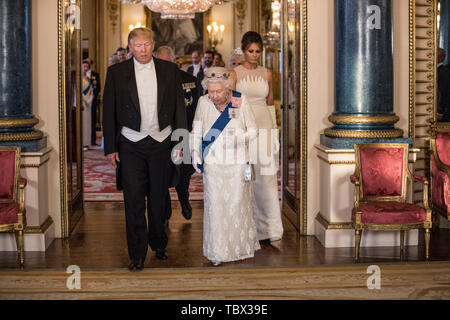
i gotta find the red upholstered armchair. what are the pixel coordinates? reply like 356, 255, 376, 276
350, 143, 432, 262
430, 130, 450, 223
0, 146, 27, 266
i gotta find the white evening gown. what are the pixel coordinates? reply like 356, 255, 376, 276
235, 65, 283, 241
82, 76, 93, 147
192, 94, 261, 263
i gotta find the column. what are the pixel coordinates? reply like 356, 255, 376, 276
315, 0, 416, 248
0, 0, 47, 152
321, 0, 411, 149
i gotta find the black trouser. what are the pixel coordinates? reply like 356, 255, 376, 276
165, 163, 195, 220
119, 135, 172, 260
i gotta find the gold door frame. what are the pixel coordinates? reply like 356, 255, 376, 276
58, 0, 84, 238
410, 0, 438, 205
281, 0, 308, 235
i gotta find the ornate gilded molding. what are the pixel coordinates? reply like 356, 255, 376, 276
20, 158, 50, 168
300, 0, 308, 235
0, 117, 39, 128
317, 155, 355, 165
108, 0, 120, 33
328, 115, 400, 124
24, 216, 53, 234
411, 0, 438, 205
0, 131, 43, 142
234, 0, 247, 33
315, 213, 353, 230
324, 128, 404, 138
58, 0, 69, 239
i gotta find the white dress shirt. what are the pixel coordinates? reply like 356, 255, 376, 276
121, 58, 172, 143
192, 63, 201, 77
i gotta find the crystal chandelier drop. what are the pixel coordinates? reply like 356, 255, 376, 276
141, 0, 215, 19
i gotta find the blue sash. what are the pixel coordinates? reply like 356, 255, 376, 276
197, 91, 241, 173
83, 81, 92, 95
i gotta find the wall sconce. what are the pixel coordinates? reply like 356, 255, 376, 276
207, 21, 224, 51
129, 21, 145, 30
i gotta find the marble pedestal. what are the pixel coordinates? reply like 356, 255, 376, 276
314, 144, 421, 248
0, 147, 54, 251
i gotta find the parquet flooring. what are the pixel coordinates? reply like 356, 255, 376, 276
0, 201, 449, 269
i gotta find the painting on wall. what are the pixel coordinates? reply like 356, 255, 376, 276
149, 12, 205, 57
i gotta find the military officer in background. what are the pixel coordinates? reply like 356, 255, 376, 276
155, 46, 199, 224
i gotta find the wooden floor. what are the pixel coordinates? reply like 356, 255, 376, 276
0, 201, 449, 269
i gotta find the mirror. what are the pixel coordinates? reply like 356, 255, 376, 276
281, 0, 307, 234
286, 0, 297, 196
437, 0, 450, 123
60, 0, 84, 236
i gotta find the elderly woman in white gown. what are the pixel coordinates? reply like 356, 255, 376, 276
191, 67, 261, 266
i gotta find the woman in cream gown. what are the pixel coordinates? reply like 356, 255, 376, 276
230, 31, 284, 247
191, 67, 260, 266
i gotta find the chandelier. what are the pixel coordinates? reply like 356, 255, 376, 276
142, 0, 214, 19
121, 0, 232, 19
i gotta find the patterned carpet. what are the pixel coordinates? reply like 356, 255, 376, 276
1, 262, 449, 300
83, 148, 204, 201
83, 147, 285, 202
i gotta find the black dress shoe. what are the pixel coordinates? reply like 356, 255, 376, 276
128, 261, 137, 271
129, 258, 145, 271
135, 258, 145, 271
155, 248, 168, 260
180, 201, 192, 220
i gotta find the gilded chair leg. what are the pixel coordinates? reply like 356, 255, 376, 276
355, 230, 362, 262
400, 230, 405, 258
424, 228, 431, 261
15, 230, 24, 266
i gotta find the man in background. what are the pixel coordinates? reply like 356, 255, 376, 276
155, 45, 199, 225
116, 47, 128, 63
187, 50, 202, 77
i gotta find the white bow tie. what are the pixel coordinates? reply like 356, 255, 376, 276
136, 64, 151, 71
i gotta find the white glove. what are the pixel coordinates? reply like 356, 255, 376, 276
271, 128, 280, 155
268, 105, 278, 129
267, 105, 280, 154
192, 151, 202, 173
